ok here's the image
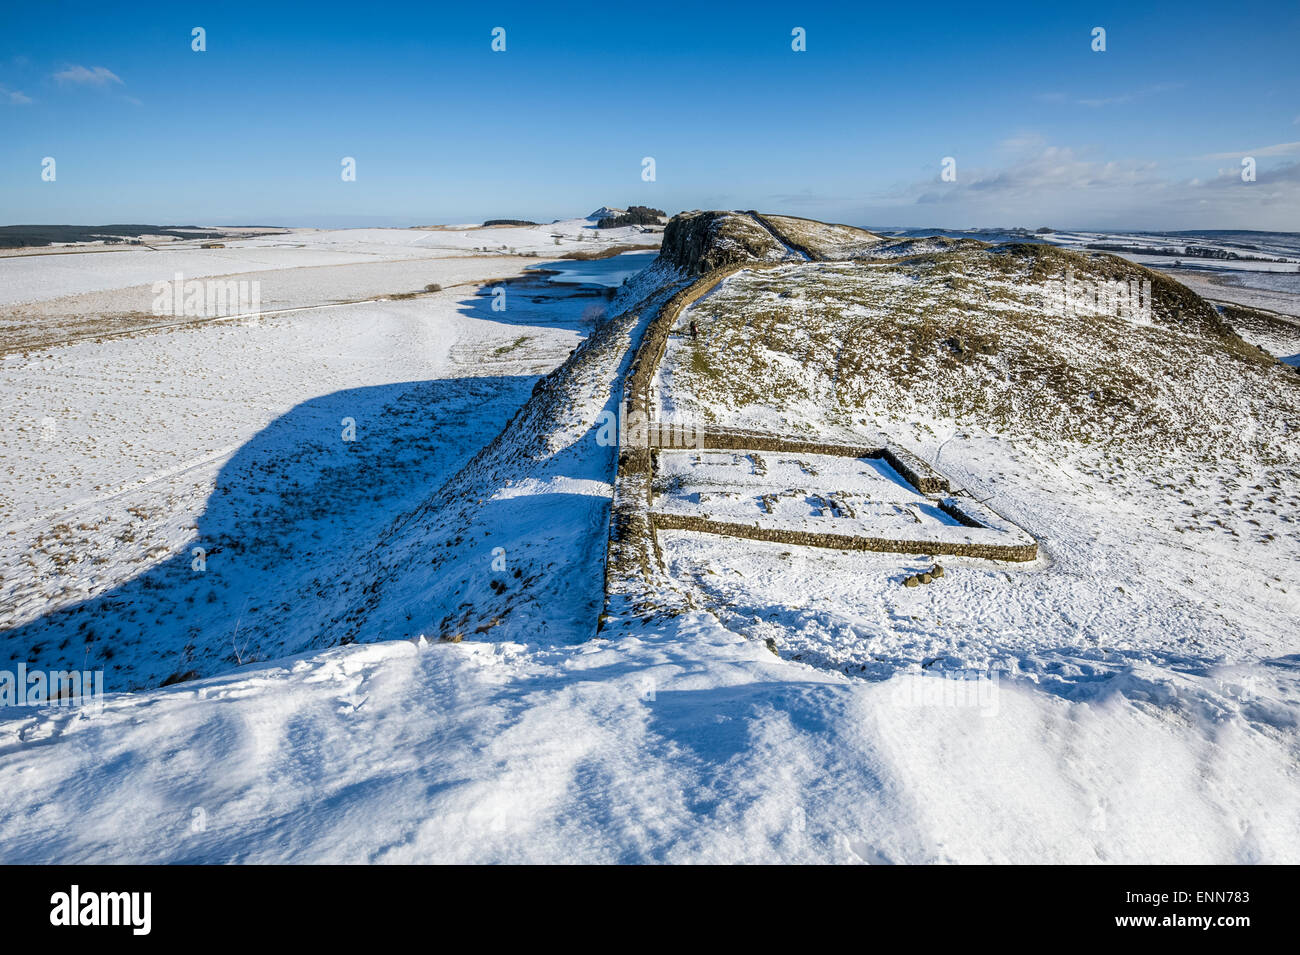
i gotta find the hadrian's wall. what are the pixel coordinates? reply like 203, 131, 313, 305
602, 259, 1039, 623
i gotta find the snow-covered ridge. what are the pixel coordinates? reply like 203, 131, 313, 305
1, 212, 1297, 864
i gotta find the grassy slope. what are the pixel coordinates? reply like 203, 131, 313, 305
650, 211, 1300, 715
759, 213, 884, 260
674, 239, 1297, 471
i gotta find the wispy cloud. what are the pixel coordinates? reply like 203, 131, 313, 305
1076, 91, 1142, 108
998, 132, 1048, 152
916, 146, 1164, 203
1199, 141, 1300, 160
52, 65, 123, 86
1, 85, 32, 105
767, 189, 866, 206
853, 140, 1300, 230
1035, 83, 1181, 109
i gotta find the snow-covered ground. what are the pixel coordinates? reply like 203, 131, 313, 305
4, 612, 1296, 864
1, 218, 1297, 864
0, 220, 655, 307
1041, 229, 1300, 317
651, 449, 1033, 553
0, 223, 647, 688
0, 221, 657, 352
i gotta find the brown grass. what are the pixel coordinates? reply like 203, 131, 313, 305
560, 243, 660, 261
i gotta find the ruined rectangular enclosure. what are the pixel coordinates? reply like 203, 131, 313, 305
603, 257, 1039, 608
644, 430, 1037, 562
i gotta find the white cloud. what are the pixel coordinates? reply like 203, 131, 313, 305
855, 142, 1300, 230
998, 132, 1048, 152
1076, 92, 1138, 108
1035, 84, 1181, 109
919, 144, 1164, 200
52, 65, 123, 86
1199, 141, 1300, 160
1, 85, 32, 104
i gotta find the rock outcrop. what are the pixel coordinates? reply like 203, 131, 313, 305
657, 210, 797, 274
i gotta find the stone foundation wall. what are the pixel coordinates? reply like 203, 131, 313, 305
879, 446, 951, 495
937, 498, 985, 529
640, 428, 955, 500
650, 513, 1038, 562
601, 259, 1040, 621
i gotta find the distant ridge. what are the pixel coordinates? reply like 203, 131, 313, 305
0, 224, 287, 249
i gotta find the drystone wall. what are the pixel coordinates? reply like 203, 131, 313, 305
649, 513, 1039, 562
602, 258, 1039, 624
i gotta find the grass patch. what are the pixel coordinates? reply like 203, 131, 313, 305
561, 243, 659, 261
663, 247, 1300, 465
492, 335, 532, 357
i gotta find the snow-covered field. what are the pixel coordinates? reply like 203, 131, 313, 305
0, 220, 654, 307
1, 216, 1297, 864
5, 613, 1296, 864
0, 221, 643, 688
1041, 229, 1300, 318
0, 222, 656, 352
655, 451, 956, 529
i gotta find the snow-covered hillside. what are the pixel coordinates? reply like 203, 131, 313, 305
1, 213, 1297, 864
1, 232, 662, 690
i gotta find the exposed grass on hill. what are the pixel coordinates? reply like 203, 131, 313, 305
666, 246, 1297, 468
492, 335, 532, 356
659, 211, 798, 274
759, 214, 884, 260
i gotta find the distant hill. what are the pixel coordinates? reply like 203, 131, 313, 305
0, 224, 250, 248
596, 206, 665, 229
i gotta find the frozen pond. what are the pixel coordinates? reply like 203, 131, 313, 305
531, 251, 657, 288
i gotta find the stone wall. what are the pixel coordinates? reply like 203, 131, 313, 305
880, 446, 951, 495
639, 427, 952, 495
747, 211, 821, 262
937, 498, 984, 529
649, 513, 1038, 562
601, 257, 1040, 622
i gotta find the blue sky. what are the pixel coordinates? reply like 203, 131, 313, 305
2, 0, 1297, 230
